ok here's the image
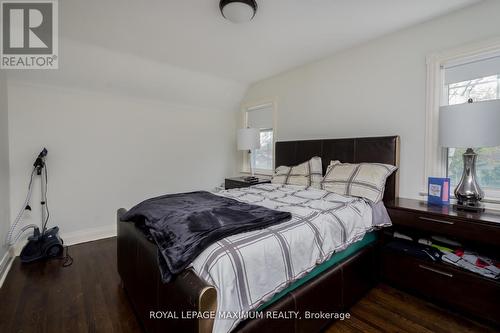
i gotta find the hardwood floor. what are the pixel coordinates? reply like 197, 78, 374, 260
0, 238, 496, 333
0, 237, 141, 333
327, 284, 497, 333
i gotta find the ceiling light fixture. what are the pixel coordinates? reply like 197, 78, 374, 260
220, 0, 258, 23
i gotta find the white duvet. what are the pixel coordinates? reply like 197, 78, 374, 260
191, 183, 390, 333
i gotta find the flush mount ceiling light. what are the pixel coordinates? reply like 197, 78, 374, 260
220, 0, 258, 23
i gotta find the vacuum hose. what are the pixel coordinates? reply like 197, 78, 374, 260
5, 148, 48, 247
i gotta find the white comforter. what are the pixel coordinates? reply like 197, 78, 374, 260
191, 183, 390, 333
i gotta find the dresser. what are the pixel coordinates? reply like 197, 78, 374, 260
382, 198, 500, 326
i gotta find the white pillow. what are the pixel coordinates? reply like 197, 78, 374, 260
271, 156, 323, 188
321, 161, 397, 203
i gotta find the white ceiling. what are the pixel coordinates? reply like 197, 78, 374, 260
61, 0, 481, 84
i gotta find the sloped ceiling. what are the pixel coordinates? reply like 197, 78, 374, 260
6, 0, 482, 109
59, 0, 481, 83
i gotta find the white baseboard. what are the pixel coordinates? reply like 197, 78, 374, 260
2, 224, 116, 287
12, 224, 117, 255
61, 224, 117, 246
0, 250, 14, 288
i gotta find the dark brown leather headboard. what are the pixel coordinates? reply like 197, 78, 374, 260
275, 136, 400, 203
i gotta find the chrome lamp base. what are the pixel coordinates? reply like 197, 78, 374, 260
454, 148, 485, 212
454, 202, 485, 213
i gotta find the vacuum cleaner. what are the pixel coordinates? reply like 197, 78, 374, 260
5, 148, 65, 263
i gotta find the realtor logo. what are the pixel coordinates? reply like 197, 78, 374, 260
1, 0, 58, 69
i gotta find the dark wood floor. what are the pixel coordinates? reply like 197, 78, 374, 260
0, 238, 496, 333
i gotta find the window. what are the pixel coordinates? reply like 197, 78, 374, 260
425, 42, 500, 203
443, 56, 500, 195
244, 103, 275, 173
254, 128, 273, 170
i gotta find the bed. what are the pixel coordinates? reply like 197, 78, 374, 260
117, 135, 400, 333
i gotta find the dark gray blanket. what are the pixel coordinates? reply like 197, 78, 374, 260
121, 191, 292, 283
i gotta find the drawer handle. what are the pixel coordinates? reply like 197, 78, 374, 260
419, 265, 453, 278
418, 217, 454, 225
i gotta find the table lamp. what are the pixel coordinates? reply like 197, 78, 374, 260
237, 128, 261, 179
439, 99, 500, 211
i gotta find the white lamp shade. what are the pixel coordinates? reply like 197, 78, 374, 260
222, 2, 255, 23
237, 128, 260, 150
439, 99, 500, 148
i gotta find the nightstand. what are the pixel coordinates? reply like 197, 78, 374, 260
382, 198, 500, 326
225, 177, 271, 190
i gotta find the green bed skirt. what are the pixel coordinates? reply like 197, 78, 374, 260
257, 232, 377, 310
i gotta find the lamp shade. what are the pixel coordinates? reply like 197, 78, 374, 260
439, 99, 500, 148
237, 128, 260, 150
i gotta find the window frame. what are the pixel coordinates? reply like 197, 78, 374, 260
424, 38, 500, 205
240, 100, 278, 176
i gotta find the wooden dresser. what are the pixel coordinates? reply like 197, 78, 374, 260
382, 198, 500, 326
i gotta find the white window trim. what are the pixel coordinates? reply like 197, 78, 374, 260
424, 37, 500, 206
240, 99, 278, 176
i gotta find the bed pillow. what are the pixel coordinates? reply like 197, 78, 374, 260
271, 156, 323, 188
321, 161, 397, 203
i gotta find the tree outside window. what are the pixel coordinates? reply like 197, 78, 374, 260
254, 129, 273, 170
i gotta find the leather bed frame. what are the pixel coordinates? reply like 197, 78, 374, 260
117, 135, 400, 333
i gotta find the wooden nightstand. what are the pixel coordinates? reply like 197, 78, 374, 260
224, 177, 271, 190
382, 198, 500, 326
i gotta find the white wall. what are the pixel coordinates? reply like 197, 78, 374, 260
0, 71, 10, 261
242, 0, 500, 199
7, 39, 247, 242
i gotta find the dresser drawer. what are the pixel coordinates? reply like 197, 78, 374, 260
381, 249, 500, 325
388, 208, 500, 246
